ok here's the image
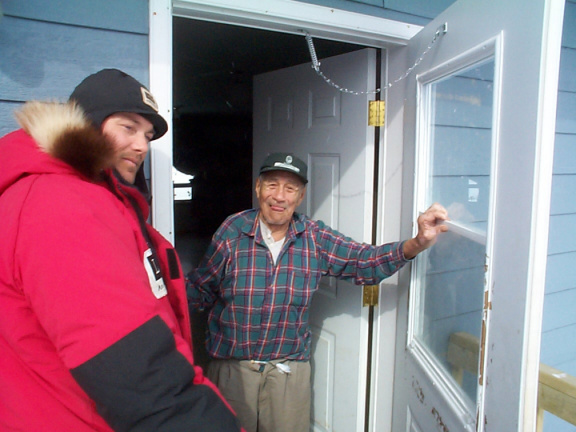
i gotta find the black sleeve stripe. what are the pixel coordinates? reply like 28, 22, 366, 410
71, 316, 241, 432
166, 248, 181, 280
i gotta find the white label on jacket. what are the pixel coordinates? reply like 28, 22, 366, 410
143, 248, 167, 299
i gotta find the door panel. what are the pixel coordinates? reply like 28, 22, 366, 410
253, 48, 377, 431
391, 0, 563, 431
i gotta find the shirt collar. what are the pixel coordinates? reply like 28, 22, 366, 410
242, 209, 307, 240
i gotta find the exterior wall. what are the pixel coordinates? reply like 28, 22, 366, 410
542, 1, 576, 430
294, 0, 456, 25
0, 0, 150, 138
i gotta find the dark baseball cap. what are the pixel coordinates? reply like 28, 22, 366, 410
69, 68, 168, 140
259, 153, 308, 184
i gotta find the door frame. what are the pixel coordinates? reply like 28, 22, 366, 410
148, 0, 422, 244
148, 0, 421, 430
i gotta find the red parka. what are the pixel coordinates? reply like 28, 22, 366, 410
0, 102, 241, 431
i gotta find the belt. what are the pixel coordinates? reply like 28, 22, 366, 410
250, 359, 292, 374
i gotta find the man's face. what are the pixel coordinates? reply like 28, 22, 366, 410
101, 112, 155, 184
256, 171, 306, 233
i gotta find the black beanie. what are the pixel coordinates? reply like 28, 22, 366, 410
69, 69, 168, 140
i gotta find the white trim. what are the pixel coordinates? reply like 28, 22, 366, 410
150, 0, 422, 242
172, 0, 421, 47
521, 0, 565, 429
149, 0, 174, 242
478, 33, 504, 432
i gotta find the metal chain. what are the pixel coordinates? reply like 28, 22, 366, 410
304, 23, 447, 95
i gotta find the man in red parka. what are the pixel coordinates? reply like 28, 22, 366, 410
0, 69, 242, 431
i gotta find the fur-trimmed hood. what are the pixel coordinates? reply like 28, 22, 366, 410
0, 101, 116, 197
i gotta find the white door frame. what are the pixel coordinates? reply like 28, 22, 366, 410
148, 1, 421, 430
148, 0, 422, 244
149, 0, 175, 243
171, 0, 420, 46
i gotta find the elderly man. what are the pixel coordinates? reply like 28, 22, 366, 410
187, 152, 448, 432
0, 69, 241, 431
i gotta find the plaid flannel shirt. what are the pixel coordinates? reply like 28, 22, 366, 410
187, 209, 409, 361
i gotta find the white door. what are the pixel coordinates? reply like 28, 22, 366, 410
253, 48, 378, 431
389, 0, 563, 431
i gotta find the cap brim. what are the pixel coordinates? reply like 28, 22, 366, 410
260, 167, 308, 184
139, 112, 168, 140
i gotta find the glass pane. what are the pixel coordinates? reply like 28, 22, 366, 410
427, 60, 494, 231
414, 58, 495, 403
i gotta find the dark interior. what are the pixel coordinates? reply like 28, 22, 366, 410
172, 17, 365, 246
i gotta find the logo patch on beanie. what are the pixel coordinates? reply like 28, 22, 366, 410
141, 87, 159, 112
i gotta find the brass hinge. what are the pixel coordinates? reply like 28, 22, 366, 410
368, 100, 385, 127
363, 284, 379, 307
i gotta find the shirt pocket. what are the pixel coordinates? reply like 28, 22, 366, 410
283, 270, 316, 307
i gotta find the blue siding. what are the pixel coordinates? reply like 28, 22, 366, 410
544, 0, 576, 335
542, 1, 576, 430
1, 0, 148, 33
0, 0, 150, 137
545, 251, 576, 294
293, 0, 455, 25
563, 0, 576, 48
385, 0, 456, 19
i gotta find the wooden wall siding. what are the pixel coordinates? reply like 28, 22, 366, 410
0, 0, 150, 138
385, 0, 456, 19
293, 0, 456, 25
542, 4, 576, 428
1, 0, 148, 34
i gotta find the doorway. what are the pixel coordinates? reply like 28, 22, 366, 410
149, 3, 422, 430
172, 17, 366, 368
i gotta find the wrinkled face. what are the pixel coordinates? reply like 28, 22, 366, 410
101, 112, 155, 184
256, 171, 306, 234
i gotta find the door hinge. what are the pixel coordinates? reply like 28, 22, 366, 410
368, 100, 385, 127
363, 284, 379, 307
